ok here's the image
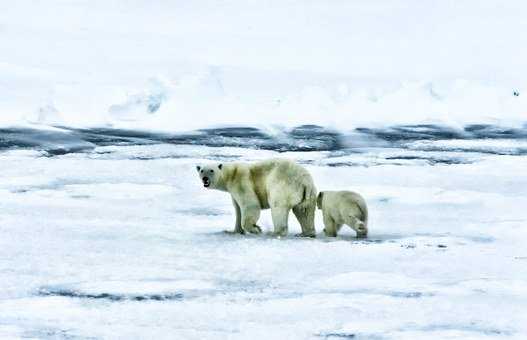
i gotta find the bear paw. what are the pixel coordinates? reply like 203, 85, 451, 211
223, 229, 245, 235
295, 232, 316, 238
246, 225, 262, 234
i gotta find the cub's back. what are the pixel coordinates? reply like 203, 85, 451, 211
324, 191, 368, 222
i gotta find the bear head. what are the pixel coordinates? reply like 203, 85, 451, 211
196, 163, 223, 189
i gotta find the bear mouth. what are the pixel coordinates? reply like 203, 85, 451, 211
203, 180, 210, 187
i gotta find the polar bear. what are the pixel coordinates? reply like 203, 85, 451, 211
317, 191, 368, 238
197, 159, 317, 237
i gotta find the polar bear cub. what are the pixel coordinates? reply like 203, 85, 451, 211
317, 191, 368, 238
197, 159, 317, 237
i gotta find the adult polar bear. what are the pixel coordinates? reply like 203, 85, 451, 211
197, 159, 317, 237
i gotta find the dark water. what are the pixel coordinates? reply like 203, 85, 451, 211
38, 287, 184, 302
1, 123, 526, 156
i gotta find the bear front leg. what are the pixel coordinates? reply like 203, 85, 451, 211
240, 203, 262, 234
224, 198, 245, 234
323, 213, 338, 237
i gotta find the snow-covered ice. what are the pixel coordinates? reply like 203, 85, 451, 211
0, 133, 526, 339
1, 0, 527, 338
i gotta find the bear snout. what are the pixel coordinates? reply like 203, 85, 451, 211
202, 177, 210, 187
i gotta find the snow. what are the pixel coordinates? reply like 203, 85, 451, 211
1, 142, 526, 339
1, 1, 526, 130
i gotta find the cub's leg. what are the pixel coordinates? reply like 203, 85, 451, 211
271, 206, 290, 237
241, 203, 262, 234
348, 216, 368, 238
224, 198, 245, 234
323, 214, 338, 237
293, 204, 316, 238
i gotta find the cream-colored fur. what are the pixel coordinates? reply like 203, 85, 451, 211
197, 159, 317, 237
317, 191, 368, 238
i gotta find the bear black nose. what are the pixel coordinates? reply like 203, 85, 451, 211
203, 177, 209, 181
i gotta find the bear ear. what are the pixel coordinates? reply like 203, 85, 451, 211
218, 163, 223, 170
196, 165, 201, 172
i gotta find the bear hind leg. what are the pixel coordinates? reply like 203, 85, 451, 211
348, 216, 367, 238
293, 204, 316, 238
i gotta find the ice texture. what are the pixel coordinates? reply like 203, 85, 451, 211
1, 137, 526, 339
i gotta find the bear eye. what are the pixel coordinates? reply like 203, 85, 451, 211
200, 170, 203, 173
210, 169, 214, 173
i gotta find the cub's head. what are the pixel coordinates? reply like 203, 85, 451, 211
196, 163, 223, 189
316, 192, 325, 210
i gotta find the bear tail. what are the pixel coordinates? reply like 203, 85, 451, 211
301, 184, 317, 207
